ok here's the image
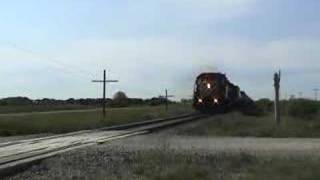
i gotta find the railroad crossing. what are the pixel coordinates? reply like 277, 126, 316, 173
0, 114, 203, 177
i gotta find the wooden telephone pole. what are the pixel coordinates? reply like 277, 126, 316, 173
274, 70, 281, 125
92, 69, 118, 117
313, 88, 319, 101
165, 89, 174, 111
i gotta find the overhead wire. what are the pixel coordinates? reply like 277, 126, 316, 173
2, 41, 96, 80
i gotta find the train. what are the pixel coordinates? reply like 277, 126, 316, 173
193, 72, 254, 113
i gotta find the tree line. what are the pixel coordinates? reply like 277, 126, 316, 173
0, 91, 175, 108
255, 98, 319, 119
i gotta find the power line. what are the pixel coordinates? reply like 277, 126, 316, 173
3, 41, 94, 79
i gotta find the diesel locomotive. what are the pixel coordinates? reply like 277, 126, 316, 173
193, 72, 254, 113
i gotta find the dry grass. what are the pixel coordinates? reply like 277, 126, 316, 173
6, 145, 320, 180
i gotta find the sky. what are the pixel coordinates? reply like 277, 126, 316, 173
0, 0, 319, 100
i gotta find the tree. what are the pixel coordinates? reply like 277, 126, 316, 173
255, 98, 273, 113
111, 91, 129, 107
1, 97, 32, 105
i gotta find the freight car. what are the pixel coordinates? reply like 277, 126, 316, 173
193, 72, 254, 113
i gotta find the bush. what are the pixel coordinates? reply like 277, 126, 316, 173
255, 98, 273, 113
1, 97, 32, 106
144, 97, 168, 106
241, 105, 265, 117
288, 99, 319, 119
0, 101, 8, 106
111, 91, 129, 107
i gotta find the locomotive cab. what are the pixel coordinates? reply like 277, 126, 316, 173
193, 73, 229, 112
193, 72, 252, 113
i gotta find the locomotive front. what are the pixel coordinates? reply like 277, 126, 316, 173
193, 73, 227, 112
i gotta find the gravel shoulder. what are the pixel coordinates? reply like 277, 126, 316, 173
105, 133, 320, 157
0, 134, 52, 143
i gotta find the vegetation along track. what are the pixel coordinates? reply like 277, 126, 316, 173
0, 113, 206, 177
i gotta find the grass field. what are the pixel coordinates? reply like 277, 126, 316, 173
177, 111, 320, 138
0, 105, 192, 136
0, 104, 98, 114
1, 104, 319, 138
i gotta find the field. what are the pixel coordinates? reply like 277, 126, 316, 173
0, 105, 192, 136
1, 103, 320, 138
175, 111, 320, 138
2, 104, 320, 179
0, 104, 98, 114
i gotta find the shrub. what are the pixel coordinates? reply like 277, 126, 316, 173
111, 91, 129, 107
255, 98, 273, 113
147, 97, 167, 106
0, 100, 8, 106
288, 99, 319, 119
1, 97, 32, 106
241, 106, 265, 116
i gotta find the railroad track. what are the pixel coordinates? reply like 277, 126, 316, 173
0, 113, 206, 177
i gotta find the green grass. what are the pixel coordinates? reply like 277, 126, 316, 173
133, 151, 320, 180
246, 157, 320, 180
0, 105, 192, 136
178, 112, 320, 137
0, 104, 98, 114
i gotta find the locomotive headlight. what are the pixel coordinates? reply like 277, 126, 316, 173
198, 98, 203, 103
214, 98, 218, 104
207, 83, 211, 89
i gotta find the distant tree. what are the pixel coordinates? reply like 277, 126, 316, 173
66, 98, 75, 104
148, 97, 167, 106
181, 99, 192, 104
113, 91, 128, 100
111, 91, 129, 107
288, 99, 319, 119
0, 100, 8, 106
290, 95, 296, 100
255, 98, 273, 113
127, 98, 144, 106
1, 97, 32, 106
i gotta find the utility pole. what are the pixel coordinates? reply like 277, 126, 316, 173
274, 70, 281, 125
165, 89, 174, 111
163, 89, 174, 111
313, 88, 319, 101
92, 69, 118, 117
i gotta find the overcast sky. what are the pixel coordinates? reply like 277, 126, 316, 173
0, 0, 319, 100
